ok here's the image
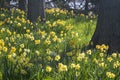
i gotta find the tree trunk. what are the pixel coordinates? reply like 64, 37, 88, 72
27, 0, 45, 22
85, 0, 88, 15
18, 0, 26, 11
89, 0, 120, 54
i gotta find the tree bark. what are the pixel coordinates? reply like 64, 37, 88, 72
18, 0, 26, 11
89, 0, 120, 54
27, 0, 45, 22
84, 0, 89, 15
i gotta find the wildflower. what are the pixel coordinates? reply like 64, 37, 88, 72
60, 33, 63, 37
66, 25, 73, 30
77, 53, 85, 61
20, 69, 27, 75
0, 21, 4, 26
55, 55, 61, 61
12, 53, 16, 57
66, 52, 72, 56
93, 58, 98, 64
30, 36, 34, 41
0, 46, 2, 51
45, 39, 51, 45
19, 48, 22, 52
75, 64, 80, 70
56, 20, 65, 26
41, 31, 46, 38
35, 50, 40, 55
3, 47, 7, 52
90, 20, 93, 23
27, 20, 30, 24
21, 18, 26, 23
46, 66, 52, 72
50, 31, 56, 36
24, 48, 30, 53
57, 38, 62, 43
10, 47, 16, 53
52, 21, 57, 26
112, 53, 117, 58
23, 52, 27, 56
35, 40, 41, 45
98, 62, 107, 68
1, 28, 5, 33
75, 33, 79, 37
53, 36, 57, 42
8, 55, 12, 59
8, 43, 11, 47
106, 72, 115, 79
71, 31, 75, 35
47, 56, 52, 61
10, 37, 15, 42
84, 57, 88, 62
113, 61, 120, 68
17, 23, 21, 27
26, 29, 30, 33
107, 57, 113, 62
20, 43, 24, 48
24, 26, 26, 29
1, 14, 5, 17
76, 71, 80, 77
96, 44, 109, 52
0, 39, 4, 47
58, 63, 68, 72
5, 37, 9, 41
99, 53, 104, 57
86, 50, 92, 55
46, 48, 51, 55
70, 63, 76, 69
80, 13, 85, 16
13, 32, 16, 35
69, 40, 74, 45
64, 33, 67, 36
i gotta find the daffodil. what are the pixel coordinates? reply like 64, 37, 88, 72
46, 66, 52, 73
35, 40, 41, 45
55, 55, 61, 61
106, 72, 115, 79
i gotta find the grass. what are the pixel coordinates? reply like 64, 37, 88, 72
0, 8, 120, 80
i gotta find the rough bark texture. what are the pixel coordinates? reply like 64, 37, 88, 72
28, 0, 45, 22
89, 0, 120, 54
18, 0, 26, 11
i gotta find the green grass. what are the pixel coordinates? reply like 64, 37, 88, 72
0, 8, 119, 80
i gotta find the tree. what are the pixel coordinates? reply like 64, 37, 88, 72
27, 0, 45, 22
90, 0, 99, 14
18, 0, 26, 11
88, 0, 120, 54
84, 0, 89, 15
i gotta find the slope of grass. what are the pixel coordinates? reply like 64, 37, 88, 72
0, 8, 119, 80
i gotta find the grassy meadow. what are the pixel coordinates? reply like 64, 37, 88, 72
0, 8, 120, 80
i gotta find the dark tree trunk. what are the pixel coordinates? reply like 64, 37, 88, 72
28, 0, 45, 22
18, 0, 26, 11
84, 0, 88, 15
89, 0, 120, 54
